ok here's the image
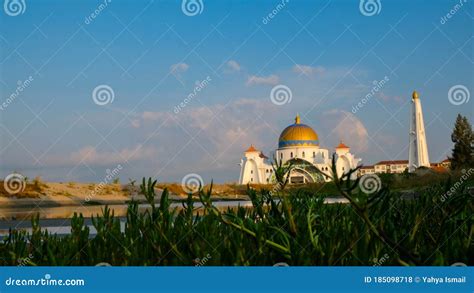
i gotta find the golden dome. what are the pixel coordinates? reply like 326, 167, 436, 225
412, 91, 419, 99
278, 114, 319, 148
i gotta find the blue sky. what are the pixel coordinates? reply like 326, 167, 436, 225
0, 0, 472, 183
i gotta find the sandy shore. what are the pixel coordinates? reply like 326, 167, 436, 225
1, 182, 173, 208
0, 182, 248, 209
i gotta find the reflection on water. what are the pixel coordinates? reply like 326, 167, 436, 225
0, 197, 348, 236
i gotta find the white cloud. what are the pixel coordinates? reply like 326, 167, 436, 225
321, 109, 369, 153
44, 144, 159, 167
292, 64, 325, 75
246, 74, 279, 86
142, 111, 170, 122
170, 62, 189, 74
134, 98, 280, 165
225, 60, 241, 72
130, 119, 140, 128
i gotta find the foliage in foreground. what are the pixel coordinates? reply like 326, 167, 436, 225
450, 114, 474, 170
0, 165, 473, 266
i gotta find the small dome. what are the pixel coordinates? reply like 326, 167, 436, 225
336, 141, 349, 149
245, 145, 259, 153
278, 115, 319, 148
412, 91, 419, 99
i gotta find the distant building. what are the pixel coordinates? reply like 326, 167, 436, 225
359, 160, 408, 176
359, 165, 375, 176
430, 158, 451, 172
374, 160, 409, 174
359, 158, 451, 176
440, 158, 451, 169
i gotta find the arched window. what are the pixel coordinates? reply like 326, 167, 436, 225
290, 152, 293, 158
322, 153, 325, 159
313, 152, 315, 158
280, 153, 283, 160
250, 170, 253, 174
302, 152, 305, 158
251, 178, 253, 182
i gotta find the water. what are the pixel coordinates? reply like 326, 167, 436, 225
0, 197, 348, 236
0, 200, 254, 237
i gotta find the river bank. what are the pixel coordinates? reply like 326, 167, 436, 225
0, 180, 251, 209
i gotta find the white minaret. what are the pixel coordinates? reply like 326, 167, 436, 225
408, 91, 430, 172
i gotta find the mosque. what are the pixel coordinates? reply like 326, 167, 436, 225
238, 114, 361, 184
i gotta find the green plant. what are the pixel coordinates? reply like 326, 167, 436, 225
450, 114, 474, 170
0, 166, 471, 266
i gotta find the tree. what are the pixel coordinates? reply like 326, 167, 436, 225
450, 114, 474, 170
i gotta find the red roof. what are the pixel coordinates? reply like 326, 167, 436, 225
375, 160, 408, 165
360, 166, 374, 169
245, 145, 259, 153
431, 166, 448, 173
441, 158, 450, 163
336, 141, 349, 149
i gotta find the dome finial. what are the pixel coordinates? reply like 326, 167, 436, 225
295, 113, 300, 124
412, 90, 419, 99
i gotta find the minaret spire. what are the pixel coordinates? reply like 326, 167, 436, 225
295, 113, 300, 124
408, 90, 430, 172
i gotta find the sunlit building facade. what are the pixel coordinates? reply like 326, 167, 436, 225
238, 115, 361, 184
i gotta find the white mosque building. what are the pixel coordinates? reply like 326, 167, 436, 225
238, 114, 361, 184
